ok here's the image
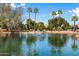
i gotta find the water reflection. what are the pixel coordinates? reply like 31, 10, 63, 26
48, 34, 69, 55
0, 33, 78, 56
71, 34, 78, 51
26, 34, 38, 56
0, 33, 21, 56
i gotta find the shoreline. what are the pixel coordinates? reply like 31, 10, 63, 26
0, 31, 78, 34
0, 31, 79, 38
19, 31, 77, 34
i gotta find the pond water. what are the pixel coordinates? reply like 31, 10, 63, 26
0, 33, 79, 56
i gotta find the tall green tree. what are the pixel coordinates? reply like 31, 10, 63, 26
13, 7, 22, 30
48, 17, 69, 31
72, 16, 78, 31
57, 10, 63, 31
1, 4, 12, 31
27, 7, 32, 19
26, 18, 36, 30
48, 19, 53, 31
37, 22, 46, 31
51, 11, 56, 30
0, 4, 23, 31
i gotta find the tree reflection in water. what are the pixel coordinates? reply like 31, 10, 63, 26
48, 34, 68, 56
0, 33, 21, 56
26, 34, 39, 56
0, 33, 39, 56
0, 33, 77, 56
71, 34, 78, 52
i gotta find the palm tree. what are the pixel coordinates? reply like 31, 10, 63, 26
33, 8, 39, 31
72, 16, 78, 31
51, 11, 56, 18
57, 9, 63, 17
34, 8, 39, 21
27, 7, 32, 19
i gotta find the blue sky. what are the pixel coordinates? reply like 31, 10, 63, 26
10, 3, 79, 25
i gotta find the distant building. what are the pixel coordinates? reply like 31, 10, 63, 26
70, 24, 79, 29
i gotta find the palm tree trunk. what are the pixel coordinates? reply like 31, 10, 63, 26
28, 12, 30, 30
34, 13, 37, 31
53, 16, 54, 19
29, 12, 30, 19
74, 21, 76, 32
35, 13, 36, 21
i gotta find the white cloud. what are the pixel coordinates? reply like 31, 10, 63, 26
68, 7, 79, 16
10, 3, 26, 9
10, 3, 16, 8
68, 10, 72, 13
72, 14, 76, 16
63, 12, 68, 14
20, 3, 26, 7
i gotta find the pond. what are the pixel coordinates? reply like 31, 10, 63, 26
0, 33, 79, 56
